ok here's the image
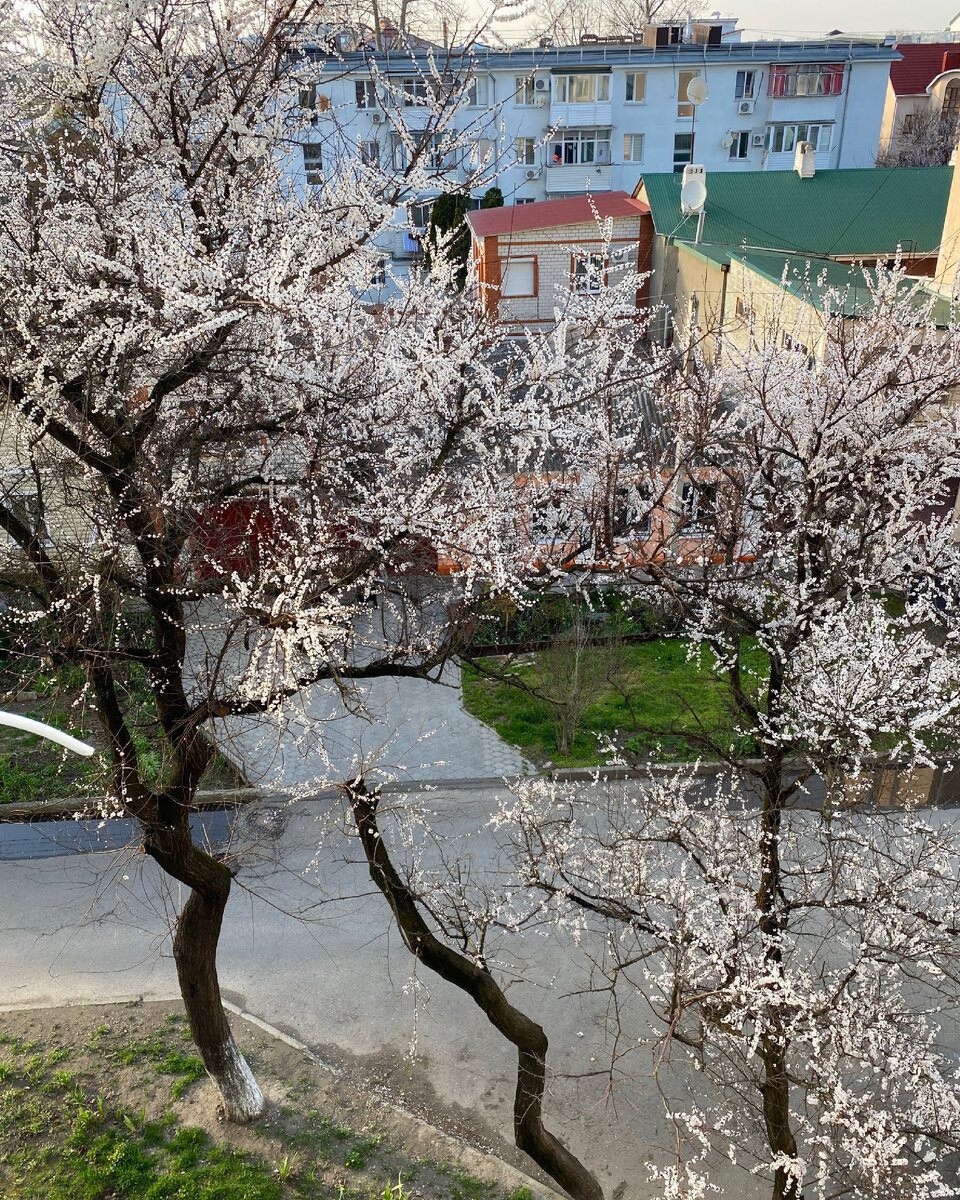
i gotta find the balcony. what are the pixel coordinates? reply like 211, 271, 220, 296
545, 164, 612, 194
550, 101, 613, 129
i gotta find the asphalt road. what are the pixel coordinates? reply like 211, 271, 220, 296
0, 784, 762, 1199
4, 784, 960, 1199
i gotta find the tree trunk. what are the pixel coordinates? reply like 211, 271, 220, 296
346, 778, 604, 1200
756, 757, 801, 1200
150, 826, 264, 1123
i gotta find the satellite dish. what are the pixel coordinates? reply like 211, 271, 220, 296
721, 132, 734, 149
680, 173, 707, 214
686, 76, 709, 105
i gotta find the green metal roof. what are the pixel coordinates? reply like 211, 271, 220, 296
640, 166, 952, 258
678, 241, 955, 323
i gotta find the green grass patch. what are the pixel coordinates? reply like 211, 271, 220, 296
0, 1005, 533, 1200
462, 637, 766, 767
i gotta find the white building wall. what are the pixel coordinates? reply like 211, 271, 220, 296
293, 40, 896, 275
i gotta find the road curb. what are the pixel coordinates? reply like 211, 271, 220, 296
222, 999, 567, 1200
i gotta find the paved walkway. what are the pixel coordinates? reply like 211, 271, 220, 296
212, 663, 529, 789
188, 602, 530, 789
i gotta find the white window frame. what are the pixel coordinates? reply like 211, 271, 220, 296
623, 133, 644, 162
501, 256, 537, 298
408, 201, 434, 229
400, 76, 429, 106
766, 122, 833, 153
515, 76, 536, 106
729, 130, 750, 159
625, 71, 646, 102
515, 137, 536, 166
572, 254, 606, 295
465, 75, 489, 106
553, 74, 611, 104
360, 140, 379, 166
470, 137, 494, 167
680, 480, 718, 534
302, 142, 323, 184
735, 70, 755, 100
355, 79, 377, 109
550, 128, 611, 166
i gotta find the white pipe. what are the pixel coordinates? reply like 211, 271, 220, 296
0, 710, 95, 757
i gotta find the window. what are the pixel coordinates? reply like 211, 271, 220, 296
515, 76, 536, 105
735, 295, 756, 332
9, 493, 51, 548
400, 76, 428, 105
902, 112, 917, 135
729, 130, 750, 159
783, 332, 815, 369
501, 257, 537, 297
299, 84, 317, 110
515, 137, 536, 166
623, 133, 644, 162
369, 258, 386, 287
680, 480, 717, 532
360, 140, 379, 166
673, 132, 693, 171
768, 62, 844, 97
408, 201, 433, 229
421, 132, 450, 171
572, 254, 606, 294
944, 82, 960, 127
553, 74, 611, 104
393, 131, 452, 171
678, 71, 700, 117
610, 482, 653, 539
302, 143, 322, 184
470, 137, 493, 167
549, 128, 611, 165
625, 71, 645, 102
515, 196, 535, 204
465, 75, 489, 106
355, 79, 377, 109
767, 123, 833, 153
735, 70, 755, 100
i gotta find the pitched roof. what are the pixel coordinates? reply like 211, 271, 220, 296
466, 192, 648, 238
680, 241, 953, 322
638, 166, 951, 258
889, 42, 960, 95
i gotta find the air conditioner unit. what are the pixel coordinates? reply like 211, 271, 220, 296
737, 98, 755, 115
751, 132, 765, 148
525, 168, 538, 179
534, 77, 548, 91
371, 110, 385, 123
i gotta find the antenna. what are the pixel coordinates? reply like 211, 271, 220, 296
686, 77, 708, 105
680, 164, 707, 214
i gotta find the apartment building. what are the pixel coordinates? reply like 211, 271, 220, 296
296, 27, 896, 206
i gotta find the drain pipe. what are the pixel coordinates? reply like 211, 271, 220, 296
716, 260, 730, 358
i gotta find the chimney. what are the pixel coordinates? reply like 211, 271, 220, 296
794, 141, 816, 178
936, 137, 960, 292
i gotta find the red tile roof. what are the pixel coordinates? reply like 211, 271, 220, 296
466, 191, 649, 238
890, 42, 960, 95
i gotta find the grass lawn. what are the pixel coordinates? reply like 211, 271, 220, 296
0, 1002, 538, 1200
0, 659, 243, 804
462, 638, 765, 768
